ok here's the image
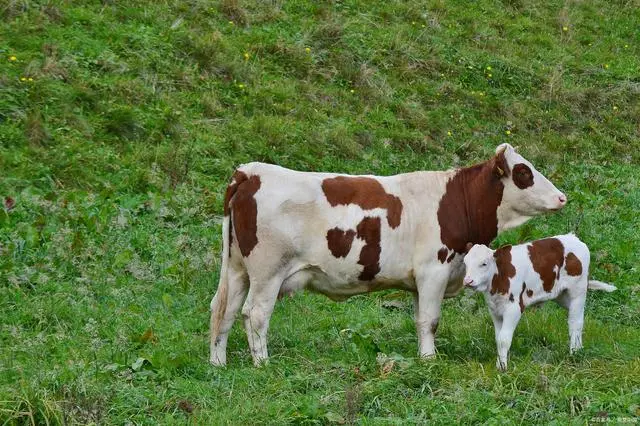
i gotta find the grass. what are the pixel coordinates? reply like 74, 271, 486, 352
1, 0, 639, 423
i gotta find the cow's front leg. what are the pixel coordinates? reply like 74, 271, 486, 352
495, 308, 521, 371
414, 267, 449, 358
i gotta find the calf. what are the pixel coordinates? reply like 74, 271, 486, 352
463, 234, 616, 371
210, 143, 567, 366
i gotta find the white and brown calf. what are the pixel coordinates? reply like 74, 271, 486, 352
210, 143, 567, 366
463, 234, 616, 371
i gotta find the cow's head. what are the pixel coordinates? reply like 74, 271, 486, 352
462, 244, 496, 292
495, 143, 566, 230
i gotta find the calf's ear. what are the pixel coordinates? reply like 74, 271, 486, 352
465, 242, 474, 253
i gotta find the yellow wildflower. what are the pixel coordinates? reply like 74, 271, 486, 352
20, 77, 26, 81
228, 21, 234, 25
28, 77, 33, 82
486, 66, 492, 71
604, 64, 609, 69
447, 131, 452, 136
613, 106, 618, 111
238, 83, 244, 88
9, 55, 17, 61
505, 130, 511, 135
350, 89, 355, 93
487, 73, 492, 78
244, 52, 249, 60
305, 47, 311, 53
562, 26, 568, 32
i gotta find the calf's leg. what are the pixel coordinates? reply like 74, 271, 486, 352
567, 289, 587, 354
414, 267, 448, 358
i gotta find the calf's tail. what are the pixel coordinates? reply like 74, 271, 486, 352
587, 280, 617, 292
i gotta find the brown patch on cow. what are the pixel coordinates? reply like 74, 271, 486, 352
437, 152, 509, 254
322, 176, 403, 229
437, 247, 448, 264
565, 252, 583, 276
509, 293, 515, 302
446, 252, 456, 263
356, 216, 381, 280
232, 174, 261, 257
518, 282, 527, 313
491, 245, 516, 295
528, 238, 564, 292
223, 170, 248, 216
526, 289, 533, 297
512, 163, 534, 189
327, 227, 356, 258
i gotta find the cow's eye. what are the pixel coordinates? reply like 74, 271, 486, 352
481, 262, 487, 267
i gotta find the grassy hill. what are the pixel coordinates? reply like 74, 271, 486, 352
1, 0, 639, 423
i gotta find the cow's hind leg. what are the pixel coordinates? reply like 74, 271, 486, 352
210, 265, 248, 366
242, 274, 283, 366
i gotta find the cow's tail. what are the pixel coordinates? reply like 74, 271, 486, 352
587, 280, 617, 292
210, 214, 231, 342
210, 170, 247, 350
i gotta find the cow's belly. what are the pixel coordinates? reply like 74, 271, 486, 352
280, 265, 417, 301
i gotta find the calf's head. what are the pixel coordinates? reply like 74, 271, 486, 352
496, 144, 566, 230
463, 244, 497, 292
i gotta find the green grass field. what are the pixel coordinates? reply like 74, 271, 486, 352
1, 0, 639, 423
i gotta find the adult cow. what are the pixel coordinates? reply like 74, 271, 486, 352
210, 143, 566, 366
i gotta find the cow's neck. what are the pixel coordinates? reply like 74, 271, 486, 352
437, 157, 505, 253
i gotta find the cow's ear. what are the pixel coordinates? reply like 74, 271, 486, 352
493, 150, 510, 178
495, 143, 513, 155
465, 242, 474, 253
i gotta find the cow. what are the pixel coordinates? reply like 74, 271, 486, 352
209, 143, 567, 366
463, 234, 616, 371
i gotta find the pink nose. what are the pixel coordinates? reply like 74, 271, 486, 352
558, 194, 567, 205
464, 276, 474, 285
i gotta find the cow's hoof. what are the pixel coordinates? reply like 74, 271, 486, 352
419, 352, 437, 360
253, 358, 270, 367
209, 357, 227, 367
496, 358, 507, 372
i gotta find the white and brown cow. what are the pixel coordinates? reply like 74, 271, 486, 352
209, 143, 567, 366
463, 234, 616, 371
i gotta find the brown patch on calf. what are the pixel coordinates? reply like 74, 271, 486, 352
518, 282, 527, 313
509, 293, 515, 302
356, 216, 382, 281
528, 238, 564, 292
565, 252, 583, 276
322, 176, 403, 229
437, 152, 509, 254
326, 228, 356, 258
232, 174, 261, 257
491, 245, 516, 295
512, 163, 534, 189
446, 252, 456, 263
526, 289, 533, 297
